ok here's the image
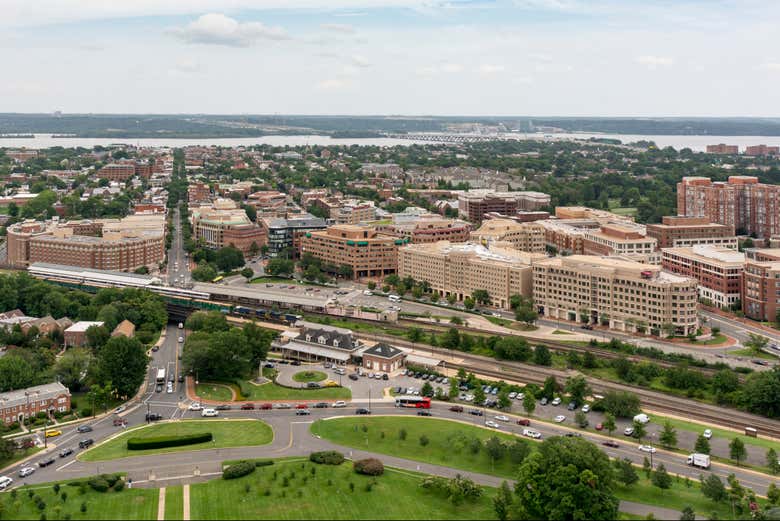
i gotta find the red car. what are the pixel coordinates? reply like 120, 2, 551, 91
602, 440, 619, 448
112, 418, 127, 427
595, 423, 603, 431
517, 418, 531, 426
260, 403, 272, 410
240, 403, 255, 410
449, 405, 464, 413
295, 404, 308, 409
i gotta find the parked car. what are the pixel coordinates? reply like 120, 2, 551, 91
491, 387, 499, 395
295, 404, 308, 409
355, 408, 371, 415
382, 374, 389, 381
274, 403, 292, 409
540, 397, 548, 406
581, 404, 590, 413
595, 423, 603, 431
551, 397, 562, 406
567, 402, 577, 411
77, 425, 93, 433
260, 403, 272, 410
703, 429, 713, 439
623, 427, 635, 436
554, 415, 566, 423
240, 403, 255, 410
313, 402, 329, 408
449, 405, 464, 413
417, 410, 432, 416
508, 392, 517, 399
178, 374, 184, 383
306, 382, 321, 388
602, 440, 620, 448
19, 467, 35, 477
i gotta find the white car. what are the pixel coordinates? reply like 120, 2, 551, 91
178, 337, 184, 343
201, 408, 218, 417
363, 290, 373, 296
554, 415, 566, 423
638, 445, 657, 454
494, 415, 509, 422
115, 405, 126, 414
581, 404, 590, 413
18, 467, 35, 478
624, 427, 634, 436
188, 403, 202, 411
515, 393, 524, 400
551, 397, 562, 406
508, 392, 517, 399
166, 382, 174, 394
0, 476, 12, 490
485, 420, 500, 429
332, 401, 347, 408
522, 428, 542, 439
703, 429, 713, 439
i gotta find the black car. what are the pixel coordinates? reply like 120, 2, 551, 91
348, 374, 359, 381
76, 425, 93, 433
178, 375, 184, 383
312, 402, 329, 408
59, 448, 73, 458
416, 410, 432, 416
355, 408, 371, 415
38, 457, 55, 468
145, 413, 163, 421
468, 409, 484, 416
155, 384, 163, 393
567, 402, 577, 411
291, 360, 301, 366
306, 382, 321, 388
381, 374, 388, 381
215, 405, 232, 411
414, 372, 422, 378
78, 439, 94, 449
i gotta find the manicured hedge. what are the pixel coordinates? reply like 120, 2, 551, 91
354, 458, 384, 476
127, 432, 212, 450
309, 450, 345, 465
223, 460, 256, 480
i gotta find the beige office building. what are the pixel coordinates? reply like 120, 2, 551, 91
470, 219, 546, 253
533, 255, 699, 336
398, 241, 545, 309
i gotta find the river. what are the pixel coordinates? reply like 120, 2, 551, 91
1, 133, 779, 152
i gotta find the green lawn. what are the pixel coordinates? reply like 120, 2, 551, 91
0, 482, 158, 520
165, 485, 183, 520
615, 473, 769, 519
729, 348, 779, 360
311, 416, 532, 479
80, 420, 273, 462
250, 277, 297, 284
292, 371, 327, 383
196, 382, 235, 401
680, 333, 730, 346
243, 381, 350, 401
0, 446, 41, 470
190, 459, 498, 520
650, 415, 780, 453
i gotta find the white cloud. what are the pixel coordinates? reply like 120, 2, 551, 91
478, 64, 506, 74
168, 58, 200, 77
169, 13, 289, 47
759, 62, 780, 71
635, 55, 675, 69
320, 23, 356, 34
350, 55, 371, 68
317, 78, 350, 90
415, 63, 463, 76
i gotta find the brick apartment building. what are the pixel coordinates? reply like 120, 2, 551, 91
0, 382, 71, 426
677, 176, 780, 238
458, 190, 550, 223
743, 249, 780, 321
188, 181, 211, 204
661, 245, 745, 309
376, 216, 472, 245
190, 199, 264, 256
300, 225, 398, 279
744, 145, 780, 156
582, 223, 658, 260
64, 321, 105, 347
646, 216, 737, 249
706, 144, 739, 154
97, 163, 136, 181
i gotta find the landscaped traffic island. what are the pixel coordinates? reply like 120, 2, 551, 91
80, 420, 273, 462
292, 370, 327, 383
189, 458, 497, 520
311, 416, 532, 479
195, 379, 352, 402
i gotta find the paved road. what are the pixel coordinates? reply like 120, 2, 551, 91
167, 205, 191, 287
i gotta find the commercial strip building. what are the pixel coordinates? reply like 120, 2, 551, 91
259, 214, 328, 258
470, 218, 546, 253
247, 191, 288, 217
743, 249, 780, 322
661, 245, 745, 309
645, 216, 737, 249
300, 225, 399, 279
376, 215, 472, 244
458, 190, 550, 222
7, 214, 165, 271
190, 199, 264, 256
398, 241, 545, 309
677, 176, 780, 238
582, 223, 658, 261
532, 255, 699, 336
0, 382, 71, 426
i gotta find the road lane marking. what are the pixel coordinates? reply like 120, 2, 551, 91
56, 460, 75, 471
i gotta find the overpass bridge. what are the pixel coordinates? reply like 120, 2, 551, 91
385, 133, 503, 143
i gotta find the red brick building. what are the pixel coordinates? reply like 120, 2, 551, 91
744, 145, 780, 156
0, 383, 71, 426
706, 144, 739, 154
661, 245, 745, 309
97, 163, 136, 181
646, 216, 737, 249
743, 249, 780, 321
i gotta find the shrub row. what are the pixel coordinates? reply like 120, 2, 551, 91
223, 460, 256, 480
354, 458, 384, 476
309, 451, 345, 465
127, 432, 212, 451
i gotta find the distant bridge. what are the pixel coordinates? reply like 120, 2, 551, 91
386, 133, 504, 143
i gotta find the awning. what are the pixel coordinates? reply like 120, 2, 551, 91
405, 354, 442, 367
278, 341, 352, 361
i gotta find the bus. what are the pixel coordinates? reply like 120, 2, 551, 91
212, 275, 224, 283
156, 369, 166, 384
395, 396, 431, 409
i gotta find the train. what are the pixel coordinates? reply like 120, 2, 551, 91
231, 305, 302, 325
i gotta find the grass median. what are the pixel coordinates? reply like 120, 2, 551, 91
80, 420, 273, 462
242, 381, 350, 401
165, 485, 184, 521
196, 382, 235, 401
190, 459, 496, 520
311, 416, 531, 479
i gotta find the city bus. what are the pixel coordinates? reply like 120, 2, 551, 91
156, 369, 166, 384
395, 396, 431, 409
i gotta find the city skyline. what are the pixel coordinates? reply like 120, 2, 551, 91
2, 0, 779, 116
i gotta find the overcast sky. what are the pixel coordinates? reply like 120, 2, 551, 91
1, 0, 778, 116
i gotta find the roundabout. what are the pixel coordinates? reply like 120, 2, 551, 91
292, 370, 327, 383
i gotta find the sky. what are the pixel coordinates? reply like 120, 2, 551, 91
1, 0, 778, 116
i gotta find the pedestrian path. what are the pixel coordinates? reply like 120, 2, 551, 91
157, 487, 166, 521
182, 484, 190, 521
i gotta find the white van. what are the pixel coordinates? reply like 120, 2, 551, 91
201, 408, 218, 417
633, 413, 650, 424
178, 322, 184, 329
388, 295, 401, 303
0, 476, 12, 490
334, 367, 345, 375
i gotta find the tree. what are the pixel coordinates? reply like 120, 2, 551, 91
522, 392, 536, 416
421, 382, 434, 398
248, 241, 260, 257
514, 304, 538, 325
407, 327, 423, 345
651, 464, 672, 491
266, 258, 294, 277
337, 264, 353, 279
767, 448, 780, 475
701, 473, 726, 502
600, 391, 641, 418
85, 325, 110, 351
473, 386, 486, 406
242, 321, 274, 366
442, 328, 460, 350
768, 483, 780, 505
512, 437, 619, 520
215, 246, 245, 272
659, 421, 677, 449
574, 411, 588, 428
54, 348, 91, 391
485, 436, 505, 461
498, 390, 511, 410
493, 336, 531, 362
603, 413, 617, 436
493, 481, 513, 521
367, 281, 376, 290
0, 437, 16, 462
463, 297, 475, 310
191, 263, 218, 282
94, 336, 147, 398
564, 375, 591, 406
642, 457, 652, 478
631, 420, 646, 442
541, 376, 558, 400
96, 304, 120, 331
0, 354, 37, 393
448, 378, 459, 400
711, 369, 740, 402
533, 345, 552, 366
240, 267, 254, 280
472, 289, 490, 306
745, 333, 770, 355
694, 434, 711, 455
679, 506, 696, 520
614, 458, 638, 486
183, 328, 252, 381
729, 437, 746, 466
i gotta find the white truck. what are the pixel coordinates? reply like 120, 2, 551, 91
633, 413, 650, 424
687, 453, 711, 469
